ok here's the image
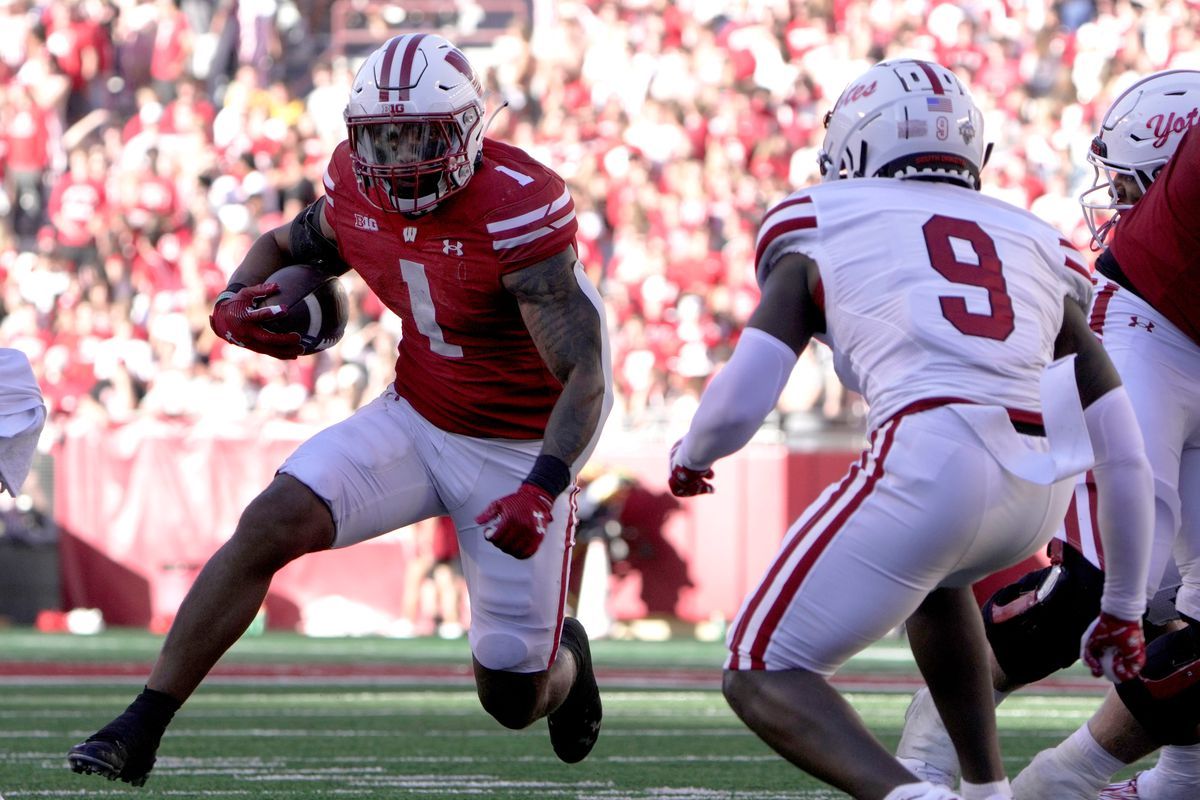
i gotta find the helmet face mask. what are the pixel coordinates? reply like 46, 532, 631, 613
1080, 69, 1200, 249
345, 34, 486, 214
818, 59, 987, 190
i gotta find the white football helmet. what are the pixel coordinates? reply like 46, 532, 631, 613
819, 59, 988, 189
1080, 69, 1200, 248
345, 33, 486, 214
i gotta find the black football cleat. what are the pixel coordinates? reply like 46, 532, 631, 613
548, 617, 602, 763
67, 716, 161, 787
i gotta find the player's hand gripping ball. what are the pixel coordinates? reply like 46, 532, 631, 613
255, 264, 350, 355
210, 282, 303, 359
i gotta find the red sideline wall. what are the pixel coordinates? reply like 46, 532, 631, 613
54, 425, 1044, 631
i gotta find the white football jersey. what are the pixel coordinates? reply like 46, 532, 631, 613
756, 179, 1092, 430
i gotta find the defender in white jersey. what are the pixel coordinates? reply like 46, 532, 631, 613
669, 59, 1154, 800
896, 71, 1200, 800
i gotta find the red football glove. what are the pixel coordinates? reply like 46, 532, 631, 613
669, 439, 714, 497
476, 483, 554, 560
1081, 612, 1146, 683
209, 282, 304, 360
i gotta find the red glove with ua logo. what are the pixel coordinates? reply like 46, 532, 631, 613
209, 282, 304, 359
1081, 612, 1146, 683
476, 483, 554, 560
669, 439, 714, 497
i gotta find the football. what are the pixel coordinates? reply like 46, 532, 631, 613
257, 264, 349, 355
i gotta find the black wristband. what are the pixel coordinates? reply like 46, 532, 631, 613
215, 282, 247, 306
523, 454, 572, 497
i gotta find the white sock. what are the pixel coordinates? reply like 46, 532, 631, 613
1056, 724, 1127, 790
961, 777, 1011, 799
1139, 743, 1200, 798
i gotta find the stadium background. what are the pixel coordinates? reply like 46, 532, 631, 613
1, 0, 1196, 637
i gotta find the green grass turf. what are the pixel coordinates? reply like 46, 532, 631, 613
0, 627, 933, 674
0, 629, 1153, 799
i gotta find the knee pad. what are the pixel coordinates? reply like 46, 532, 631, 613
982, 546, 1103, 685
471, 632, 530, 672
1116, 620, 1200, 746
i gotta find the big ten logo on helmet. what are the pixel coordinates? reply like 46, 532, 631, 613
1147, 107, 1200, 148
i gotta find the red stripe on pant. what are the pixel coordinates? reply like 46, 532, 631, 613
1089, 282, 1119, 337
727, 419, 899, 670
548, 486, 580, 668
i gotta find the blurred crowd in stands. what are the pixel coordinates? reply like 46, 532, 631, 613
3, 0, 1198, 453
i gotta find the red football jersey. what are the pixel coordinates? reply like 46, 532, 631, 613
1109, 125, 1200, 346
323, 138, 578, 438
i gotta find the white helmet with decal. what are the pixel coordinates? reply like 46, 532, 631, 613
345, 33, 486, 214
1080, 69, 1200, 248
819, 59, 989, 189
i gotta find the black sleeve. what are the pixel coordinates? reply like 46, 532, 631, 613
288, 198, 351, 276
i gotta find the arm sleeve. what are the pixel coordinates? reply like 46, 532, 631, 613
1084, 386, 1154, 620
677, 327, 799, 471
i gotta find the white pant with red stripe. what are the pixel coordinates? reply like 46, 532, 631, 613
726, 405, 1074, 675
279, 389, 578, 672
1058, 283, 1200, 619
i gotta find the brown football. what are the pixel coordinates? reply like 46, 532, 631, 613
257, 264, 349, 355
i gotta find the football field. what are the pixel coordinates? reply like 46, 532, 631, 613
0, 630, 1151, 799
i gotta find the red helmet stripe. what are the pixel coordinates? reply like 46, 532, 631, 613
376, 36, 404, 103
395, 33, 428, 101
376, 33, 428, 102
444, 48, 483, 95
916, 60, 945, 94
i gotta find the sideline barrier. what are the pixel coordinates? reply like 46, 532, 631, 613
54, 422, 864, 631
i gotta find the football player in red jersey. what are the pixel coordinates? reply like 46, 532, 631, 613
670, 59, 1153, 800
1006, 70, 1200, 800
67, 34, 612, 787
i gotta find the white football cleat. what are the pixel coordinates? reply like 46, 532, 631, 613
1012, 748, 1101, 800
1098, 773, 1142, 799
897, 686, 960, 787
899, 757, 958, 789
883, 781, 963, 800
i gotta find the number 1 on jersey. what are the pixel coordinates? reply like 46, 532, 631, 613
399, 259, 464, 357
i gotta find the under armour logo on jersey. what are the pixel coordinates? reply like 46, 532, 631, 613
1129, 315, 1155, 332
403, 227, 417, 243
353, 213, 379, 231
443, 239, 464, 256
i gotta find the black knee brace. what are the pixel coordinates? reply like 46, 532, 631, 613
1116, 620, 1200, 746
982, 545, 1104, 686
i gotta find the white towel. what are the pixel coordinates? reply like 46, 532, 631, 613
947, 355, 1094, 486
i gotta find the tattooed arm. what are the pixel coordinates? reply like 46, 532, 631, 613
477, 246, 609, 558
502, 245, 609, 468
